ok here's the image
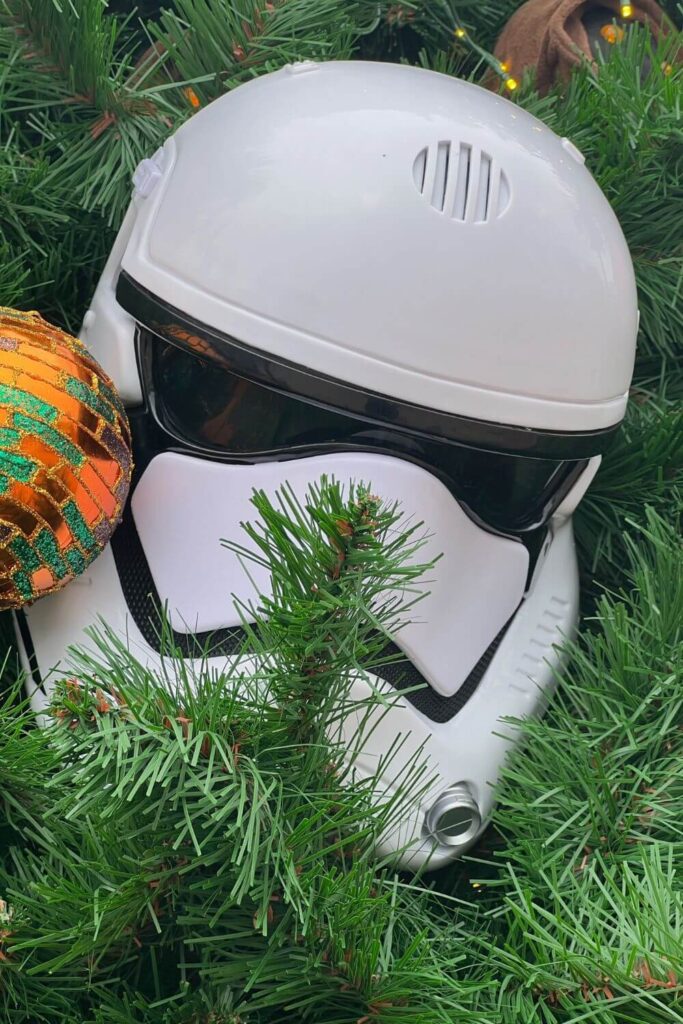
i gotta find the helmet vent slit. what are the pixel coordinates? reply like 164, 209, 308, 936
453, 143, 471, 220
414, 142, 509, 222
431, 141, 451, 211
477, 153, 492, 222
413, 147, 427, 192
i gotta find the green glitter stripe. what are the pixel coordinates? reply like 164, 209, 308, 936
65, 547, 87, 576
0, 427, 20, 449
0, 475, 8, 495
2, 307, 34, 319
34, 528, 68, 579
12, 569, 33, 603
65, 377, 115, 426
0, 449, 37, 483
2, 310, 33, 322
97, 379, 126, 418
63, 500, 97, 553
10, 535, 41, 574
0, 384, 57, 423
13, 412, 85, 467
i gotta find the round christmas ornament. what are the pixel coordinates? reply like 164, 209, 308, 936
0, 307, 132, 610
490, 0, 674, 95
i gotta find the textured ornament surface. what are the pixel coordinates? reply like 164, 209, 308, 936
0, 307, 132, 609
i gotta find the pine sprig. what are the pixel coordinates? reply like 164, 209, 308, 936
0, 140, 112, 329
0, 479, 470, 1023
1, 0, 188, 223
149, 0, 376, 105
226, 481, 433, 735
451, 510, 683, 1020
575, 398, 683, 592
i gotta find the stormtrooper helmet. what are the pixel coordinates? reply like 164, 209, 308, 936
14, 61, 637, 869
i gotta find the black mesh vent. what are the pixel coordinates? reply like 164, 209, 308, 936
111, 504, 509, 722
372, 620, 511, 724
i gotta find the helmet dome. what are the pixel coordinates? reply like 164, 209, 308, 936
119, 60, 637, 440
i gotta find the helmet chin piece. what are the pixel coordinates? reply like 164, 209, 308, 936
16, 61, 637, 869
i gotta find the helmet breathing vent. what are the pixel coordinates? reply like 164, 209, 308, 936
413, 142, 509, 223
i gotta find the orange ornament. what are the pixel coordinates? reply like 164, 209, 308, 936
0, 307, 132, 609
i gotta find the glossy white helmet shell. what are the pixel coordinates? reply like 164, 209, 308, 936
107, 59, 637, 436
18, 61, 639, 869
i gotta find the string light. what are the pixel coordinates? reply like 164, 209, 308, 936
453, 21, 516, 94
620, 3, 633, 17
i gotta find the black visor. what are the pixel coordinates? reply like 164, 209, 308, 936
117, 274, 609, 536
135, 328, 585, 535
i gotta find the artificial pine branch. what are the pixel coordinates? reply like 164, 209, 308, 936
575, 397, 683, 593
0, 0, 187, 223
0, 142, 112, 329
0, 480, 480, 1023
459, 509, 683, 1020
149, 0, 380, 104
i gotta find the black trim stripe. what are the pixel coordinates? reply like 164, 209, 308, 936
116, 272, 618, 461
110, 500, 508, 724
15, 608, 43, 692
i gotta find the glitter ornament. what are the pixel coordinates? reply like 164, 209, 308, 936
0, 307, 132, 609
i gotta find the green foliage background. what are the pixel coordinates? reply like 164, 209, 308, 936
0, 1, 681, 1021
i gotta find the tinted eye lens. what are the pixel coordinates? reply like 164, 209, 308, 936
154, 340, 361, 452
436, 444, 577, 532
147, 334, 583, 534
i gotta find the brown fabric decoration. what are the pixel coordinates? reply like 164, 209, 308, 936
490, 0, 672, 95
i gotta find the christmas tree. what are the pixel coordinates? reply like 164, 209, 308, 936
0, 1, 681, 1020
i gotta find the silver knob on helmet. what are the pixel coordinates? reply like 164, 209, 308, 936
424, 784, 482, 847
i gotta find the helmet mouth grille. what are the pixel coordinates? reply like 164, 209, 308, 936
413, 142, 510, 223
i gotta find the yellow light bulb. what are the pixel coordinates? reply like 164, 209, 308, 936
505, 76, 518, 91
454, 26, 467, 38
499, 60, 510, 72
620, 3, 633, 17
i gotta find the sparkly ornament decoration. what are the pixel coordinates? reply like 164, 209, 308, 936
0, 307, 132, 609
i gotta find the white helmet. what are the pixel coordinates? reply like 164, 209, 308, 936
15, 61, 637, 869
